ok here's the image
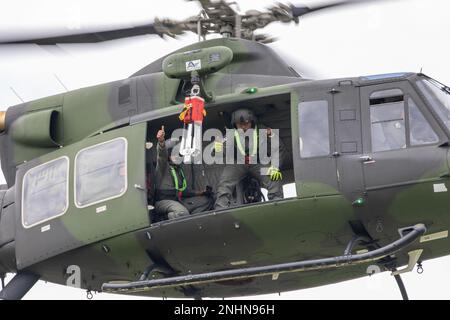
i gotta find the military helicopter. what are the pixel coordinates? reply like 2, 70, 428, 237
0, 0, 449, 301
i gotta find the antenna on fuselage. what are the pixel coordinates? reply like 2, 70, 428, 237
9, 86, 24, 103
197, 9, 207, 42
54, 74, 68, 92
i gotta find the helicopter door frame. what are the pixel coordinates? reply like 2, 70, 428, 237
293, 87, 339, 198
360, 80, 448, 192
14, 122, 150, 270
331, 81, 365, 199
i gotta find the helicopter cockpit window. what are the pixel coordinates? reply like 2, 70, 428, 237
298, 100, 330, 158
369, 89, 406, 152
408, 98, 439, 146
75, 138, 127, 208
22, 157, 69, 228
416, 78, 450, 132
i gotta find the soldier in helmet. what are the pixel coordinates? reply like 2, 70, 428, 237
214, 108, 286, 209
154, 126, 212, 220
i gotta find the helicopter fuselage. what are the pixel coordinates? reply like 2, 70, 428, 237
1, 38, 450, 298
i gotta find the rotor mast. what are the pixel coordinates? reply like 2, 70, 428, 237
186, 0, 299, 43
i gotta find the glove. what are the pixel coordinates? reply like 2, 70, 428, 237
268, 166, 282, 181
202, 186, 213, 198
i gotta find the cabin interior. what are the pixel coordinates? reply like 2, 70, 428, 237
145, 93, 295, 222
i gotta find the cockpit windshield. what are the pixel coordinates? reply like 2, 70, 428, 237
416, 76, 450, 131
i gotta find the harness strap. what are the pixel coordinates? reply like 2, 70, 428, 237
170, 166, 187, 200
234, 125, 258, 157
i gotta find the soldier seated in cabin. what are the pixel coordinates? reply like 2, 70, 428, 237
154, 126, 213, 220
214, 108, 287, 210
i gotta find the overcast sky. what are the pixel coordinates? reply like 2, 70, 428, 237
1, 0, 450, 300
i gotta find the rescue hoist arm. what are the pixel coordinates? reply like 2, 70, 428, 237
179, 72, 208, 163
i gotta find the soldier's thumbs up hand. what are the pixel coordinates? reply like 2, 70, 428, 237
157, 126, 165, 144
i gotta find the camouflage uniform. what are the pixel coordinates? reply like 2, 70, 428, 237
214, 124, 286, 209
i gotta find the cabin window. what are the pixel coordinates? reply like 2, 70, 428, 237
369, 89, 406, 152
75, 138, 127, 208
408, 98, 439, 146
298, 100, 330, 158
22, 157, 69, 228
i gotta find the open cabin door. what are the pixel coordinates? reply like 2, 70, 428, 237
293, 82, 364, 199
293, 85, 339, 197
331, 81, 365, 200
15, 122, 149, 269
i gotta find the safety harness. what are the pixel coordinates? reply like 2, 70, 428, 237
234, 125, 258, 164
170, 166, 187, 201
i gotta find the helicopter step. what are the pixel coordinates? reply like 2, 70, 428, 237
102, 224, 426, 294
391, 249, 423, 276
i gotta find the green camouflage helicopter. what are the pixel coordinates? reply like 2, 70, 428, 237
0, 0, 449, 300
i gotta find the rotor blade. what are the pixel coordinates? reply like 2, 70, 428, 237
0, 23, 160, 45
187, 0, 213, 9
291, 0, 385, 18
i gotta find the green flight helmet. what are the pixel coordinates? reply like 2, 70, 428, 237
231, 108, 256, 127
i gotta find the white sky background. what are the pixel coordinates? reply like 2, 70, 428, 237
0, 0, 450, 300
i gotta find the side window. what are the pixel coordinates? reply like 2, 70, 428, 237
75, 138, 127, 208
298, 100, 330, 158
370, 89, 406, 152
408, 98, 439, 146
22, 157, 69, 228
